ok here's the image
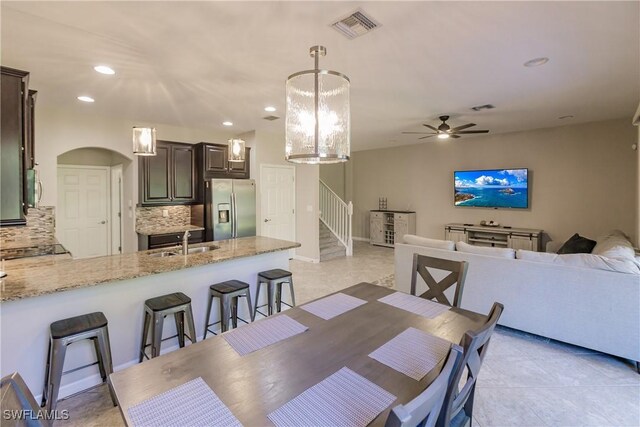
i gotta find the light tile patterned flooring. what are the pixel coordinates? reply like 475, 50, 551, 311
56, 241, 639, 426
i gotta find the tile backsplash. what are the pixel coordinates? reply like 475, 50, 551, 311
135, 206, 192, 231
0, 206, 56, 244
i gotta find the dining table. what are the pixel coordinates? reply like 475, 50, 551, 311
109, 282, 488, 426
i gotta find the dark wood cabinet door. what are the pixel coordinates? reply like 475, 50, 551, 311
227, 146, 251, 179
204, 144, 228, 178
0, 68, 28, 226
172, 144, 195, 202
141, 144, 171, 204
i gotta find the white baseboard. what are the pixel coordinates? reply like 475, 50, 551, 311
353, 236, 369, 242
292, 255, 320, 263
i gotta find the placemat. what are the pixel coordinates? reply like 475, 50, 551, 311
127, 377, 242, 427
267, 367, 396, 427
223, 314, 308, 356
378, 291, 450, 319
300, 292, 368, 320
369, 327, 451, 380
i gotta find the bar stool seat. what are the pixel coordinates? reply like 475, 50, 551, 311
139, 292, 196, 362
254, 269, 296, 318
41, 312, 116, 413
204, 280, 253, 338
50, 312, 108, 339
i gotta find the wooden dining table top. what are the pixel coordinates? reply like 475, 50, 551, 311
109, 282, 488, 427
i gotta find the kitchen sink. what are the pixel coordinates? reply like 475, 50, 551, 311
187, 245, 218, 254
148, 251, 178, 258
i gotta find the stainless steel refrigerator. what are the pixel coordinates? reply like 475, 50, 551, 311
205, 179, 256, 241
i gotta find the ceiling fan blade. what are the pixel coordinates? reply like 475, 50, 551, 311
402, 131, 435, 134
450, 123, 476, 132
455, 130, 489, 134
450, 134, 461, 139
418, 135, 437, 140
422, 124, 439, 132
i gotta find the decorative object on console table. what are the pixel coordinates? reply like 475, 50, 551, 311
138, 140, 196, 206
370, 210, 416, 248
378, 197, 387, 210
444, 223, 543, 251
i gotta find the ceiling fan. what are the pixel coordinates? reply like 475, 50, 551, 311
402, 115, 489, 140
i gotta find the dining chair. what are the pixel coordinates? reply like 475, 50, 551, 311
385, 344, 463, 427
0, 372, 46, 427
410, 254, 469, 307
436, 302, 504, 427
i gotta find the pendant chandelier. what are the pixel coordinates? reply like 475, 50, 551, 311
228, 138, 246, 162
285, 45, 350, 164
132, 127, 157, 156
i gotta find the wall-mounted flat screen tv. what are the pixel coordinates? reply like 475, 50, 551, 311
454, 168, 528, 209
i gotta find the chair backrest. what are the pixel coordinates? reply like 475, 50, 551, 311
385, 345, 463, 427
437, 302, 504, 427
410, 254, 469, 307
0, 372, 46, 427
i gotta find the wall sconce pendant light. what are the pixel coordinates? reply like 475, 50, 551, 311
228, 138, 246, 162
132, 127, 157, 156
285, 45, 350, 164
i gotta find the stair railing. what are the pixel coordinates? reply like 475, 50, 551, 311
319, 180, 353, 256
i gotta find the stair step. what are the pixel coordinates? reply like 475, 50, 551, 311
320, 245, 346, 256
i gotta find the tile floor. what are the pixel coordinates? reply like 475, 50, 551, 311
55, 241, 640, 426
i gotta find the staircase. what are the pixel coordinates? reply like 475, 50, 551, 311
320, 221, 346, 261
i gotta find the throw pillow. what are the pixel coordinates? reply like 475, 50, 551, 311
402, 235, 455, 251
455, 241, 516, 259
556, 233, 597, 254
591, 230, 636, 262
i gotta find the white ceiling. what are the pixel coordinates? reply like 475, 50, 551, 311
2, 1, 638, 151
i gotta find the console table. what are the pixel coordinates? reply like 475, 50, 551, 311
370, 210, 416, 247
444, 223, 543, 252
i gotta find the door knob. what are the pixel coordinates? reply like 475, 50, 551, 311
99, 220, 106, 224
264, 218, 271, 222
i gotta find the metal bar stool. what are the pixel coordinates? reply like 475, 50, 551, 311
254, 269, 296, 318
41, 312, 117, 413
203, 280, 253, 337
139, 292, 196, 362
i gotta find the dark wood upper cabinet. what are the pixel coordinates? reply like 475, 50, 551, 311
196, 142, 250, 180
1, 66, 30, 226
139, 141, 196, 206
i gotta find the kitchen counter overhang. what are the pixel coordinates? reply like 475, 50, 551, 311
1, 236, 300, 302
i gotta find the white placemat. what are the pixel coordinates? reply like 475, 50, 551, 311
268, 367, 396, 427
223, 314, 308, 356
300, 292, 368, 320
127, 377, 242, 427
369, 327, 451, 380
378, 291, 450, 319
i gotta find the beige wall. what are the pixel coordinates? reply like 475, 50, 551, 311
58, 147, 129, 167
350, 118, 638, 246
319, 163, 346, 201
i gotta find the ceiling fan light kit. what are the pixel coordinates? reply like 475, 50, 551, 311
402, 115, 489, 140
285, 45, 351, 164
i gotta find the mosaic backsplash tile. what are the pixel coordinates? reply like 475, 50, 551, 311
0, 206, 56, 245
135, 205, 192, 231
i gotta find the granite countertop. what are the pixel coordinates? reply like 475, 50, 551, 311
0, 236, 300, 302
135, 224, 205, 236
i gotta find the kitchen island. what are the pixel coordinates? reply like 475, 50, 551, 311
0, 236, 300, 401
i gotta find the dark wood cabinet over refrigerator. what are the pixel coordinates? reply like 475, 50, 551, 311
139, 140, 197, 206
195, 142, 250, 180
1, 66, 36, 226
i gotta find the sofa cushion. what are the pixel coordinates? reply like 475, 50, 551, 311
402, 235, 455, 251
517, 250, 640, 274
556, 233, 597, 254
456, 241, 516, 259
591, 230, 636, 262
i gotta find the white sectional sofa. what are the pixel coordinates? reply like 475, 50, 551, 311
394, 234, 640, 365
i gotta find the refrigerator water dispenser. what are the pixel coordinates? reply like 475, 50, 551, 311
218, 203, 230, 223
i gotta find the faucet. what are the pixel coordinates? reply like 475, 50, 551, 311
182, 231, 191, 255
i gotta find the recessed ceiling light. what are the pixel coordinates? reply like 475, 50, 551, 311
264, 106, 276, 112
94, 65, 115, 75
222, 121, 233, 126
558, 115, 574, 120
524, 57, 549, 67
77, 96, 95, 103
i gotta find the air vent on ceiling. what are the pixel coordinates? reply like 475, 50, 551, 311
263, 115, 280, 121
470, 104, 495, 111
331, 9, 381, 40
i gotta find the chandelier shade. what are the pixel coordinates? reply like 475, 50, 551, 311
228, 138, 246, 162
132, 127, 157, 156
285, 46, 350, 164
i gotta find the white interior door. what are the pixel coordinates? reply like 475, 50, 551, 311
260, 165, 295, 247
110, 164, 123, 254
57, 166, 110, 259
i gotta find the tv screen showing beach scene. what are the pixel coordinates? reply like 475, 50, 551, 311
454, 168, 528, 209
